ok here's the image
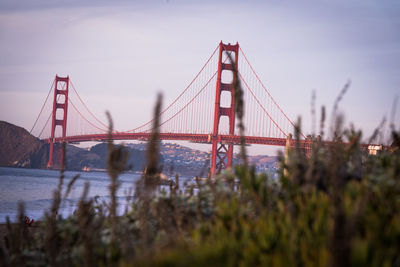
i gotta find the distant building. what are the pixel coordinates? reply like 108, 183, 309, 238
368, 145, 382, 155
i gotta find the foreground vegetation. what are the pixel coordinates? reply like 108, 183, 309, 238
1, 116, 399, 267
1, 67, 399, 265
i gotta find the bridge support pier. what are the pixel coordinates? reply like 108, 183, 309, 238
210, 42, 239, 176
47, 75, 69, 169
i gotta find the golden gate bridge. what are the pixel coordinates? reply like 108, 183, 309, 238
29, 42, 375, 176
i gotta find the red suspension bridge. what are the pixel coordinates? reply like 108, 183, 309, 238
29, 42, 370, 176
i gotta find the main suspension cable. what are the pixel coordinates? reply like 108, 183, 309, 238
239, 47, 305, 138
122, 44, 220, 133
30, 79, 55, 134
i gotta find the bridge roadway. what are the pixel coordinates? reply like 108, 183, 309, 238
44, 133, 293, 146
45, 133, 377, 150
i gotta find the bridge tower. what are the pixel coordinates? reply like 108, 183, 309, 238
47, 75, 69, 169
210, 42, 239, 176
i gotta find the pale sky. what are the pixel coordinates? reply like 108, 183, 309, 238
0, 0, 399, 155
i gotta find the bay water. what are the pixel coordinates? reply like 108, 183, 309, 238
0, 167, 188, 223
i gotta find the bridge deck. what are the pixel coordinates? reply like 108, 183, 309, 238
44, 133, 378, 150
44, 133, 290, 146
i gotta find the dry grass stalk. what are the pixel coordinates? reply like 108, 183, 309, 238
135, 93, 163, 248
144, 93, 162, 183
227, 52, 247, 168
106, 111, 128, 244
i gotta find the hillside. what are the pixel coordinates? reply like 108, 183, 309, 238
0, 121, 48, 168
0, 121, 152, 172
81, 143, 151, 172
128, 142, 279, 176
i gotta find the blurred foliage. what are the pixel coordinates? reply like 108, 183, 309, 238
1, 126, 399, 267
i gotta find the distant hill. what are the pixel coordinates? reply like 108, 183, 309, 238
0, 121, 155, 172
0, 121, 48, 168
84, 143, 152, 172
128, 142, 279, 176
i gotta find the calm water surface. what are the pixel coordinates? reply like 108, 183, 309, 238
0, 167, 189, 223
